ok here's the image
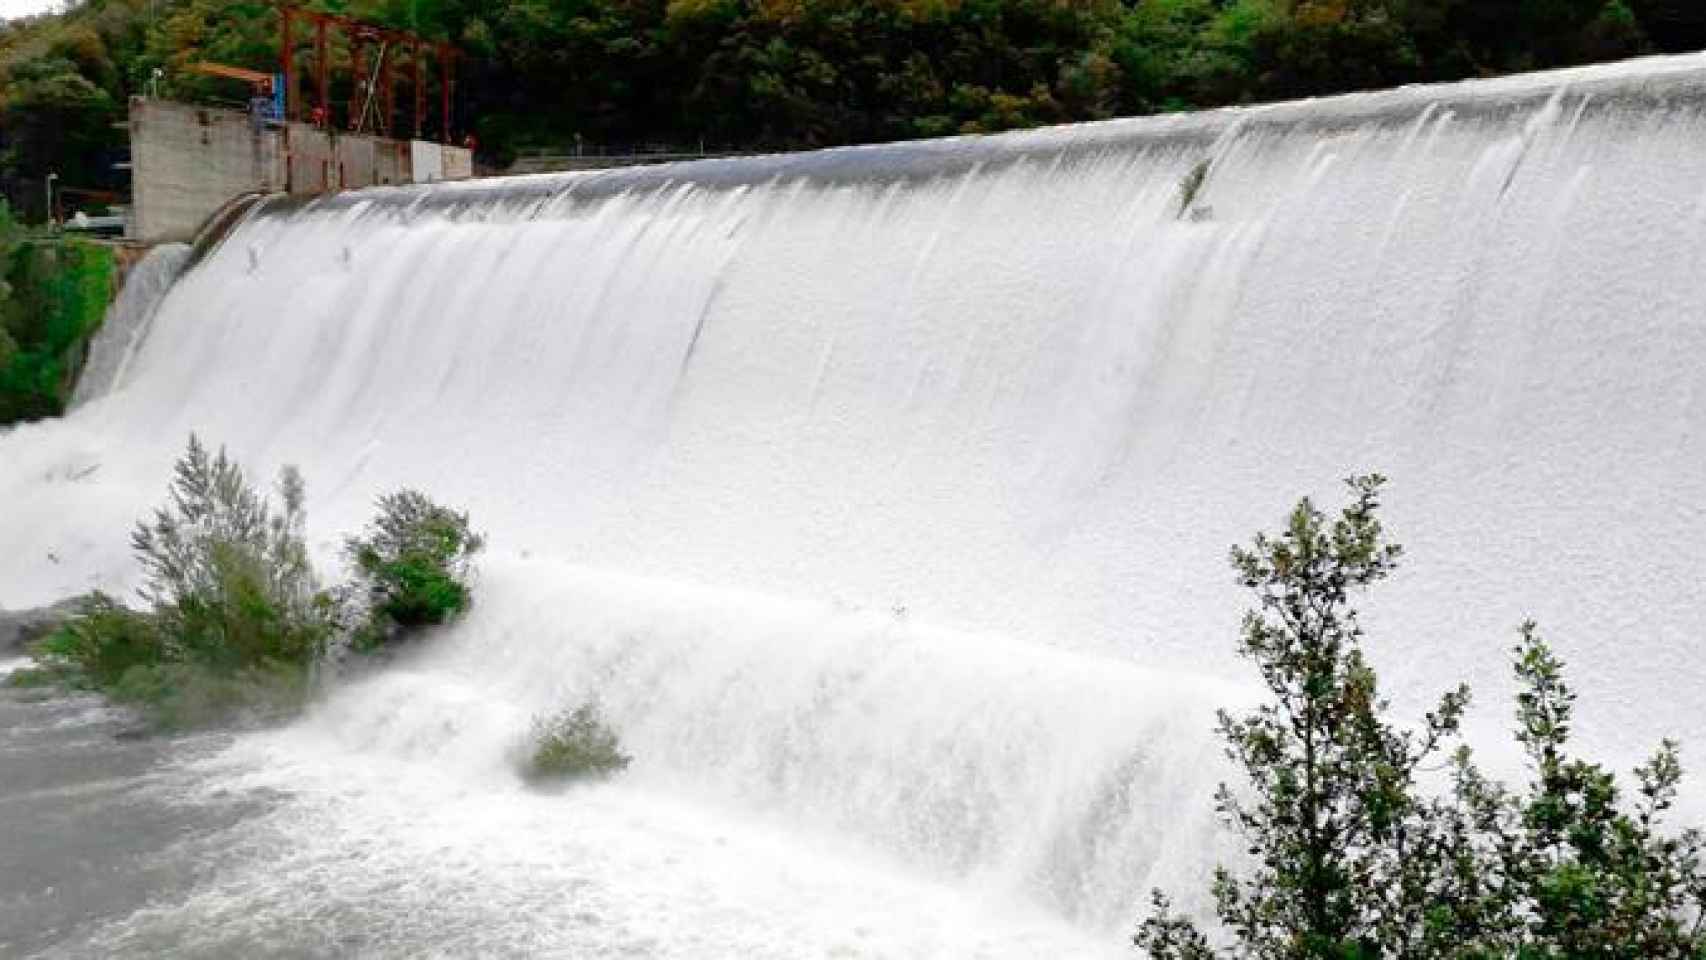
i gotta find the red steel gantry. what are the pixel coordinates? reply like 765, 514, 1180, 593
278, 5, 460, 143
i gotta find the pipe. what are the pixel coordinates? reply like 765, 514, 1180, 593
440, 43, 452, 144
315, 15, 328, 126
280, 7, 295, 120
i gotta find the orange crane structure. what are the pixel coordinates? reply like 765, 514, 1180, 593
187, 61, 278, 93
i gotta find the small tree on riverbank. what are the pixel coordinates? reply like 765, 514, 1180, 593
1136, 476, 1706, 959
17, 436, 486, 729
131, 436, 333, 668
26, 435, 335, 726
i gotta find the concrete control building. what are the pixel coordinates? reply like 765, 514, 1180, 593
127, 97, 473, 244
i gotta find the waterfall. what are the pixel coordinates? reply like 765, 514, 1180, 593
3, 52, 1704, 952
72, 243, 192, 408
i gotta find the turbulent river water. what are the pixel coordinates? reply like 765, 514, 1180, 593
3, 52, 1706, 957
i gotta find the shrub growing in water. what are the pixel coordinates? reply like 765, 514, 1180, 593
19, 437, 488, 728
524, 703, 632, 784
344, 490, 484, 650
1135, 476, 1706, 960
26, 435, 334, 727
30, 591, 163, 689
1177, 159, 1211, 218
131, 437, 332, 669
107, 659, 312, 732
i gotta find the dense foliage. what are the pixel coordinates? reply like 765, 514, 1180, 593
131, 437, 331, 667
0, 202, 114, 423
343, 489, 485, 650
4, 0, 1704, 207
20, 436, 333, 726
15, 436, 483, 729
523, 702, 633, 784
1135, 476, 1706, 959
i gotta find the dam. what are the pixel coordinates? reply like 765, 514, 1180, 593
2, 51, 1705, 955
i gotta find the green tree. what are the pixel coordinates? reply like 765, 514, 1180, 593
18, 436, 490, 728
1627, 0, 1706, 51
0, 55, 120, 196
1241, 1, 1423, 103
0, 202, 17, 366
24, 435, 337, 728
1495, 624, 1706, 958
129, 435, 332, 669
342, 488, 484, 649
1136, 476, 1706, 960
1136, 476, 1477, 959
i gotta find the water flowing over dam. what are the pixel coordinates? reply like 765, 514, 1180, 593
4, 52, 1706, 956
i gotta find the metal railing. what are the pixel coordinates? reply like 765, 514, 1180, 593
506, 145, 764, 174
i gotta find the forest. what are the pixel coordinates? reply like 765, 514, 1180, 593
3, 0, 1705, 214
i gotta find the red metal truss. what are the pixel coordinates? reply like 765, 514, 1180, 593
278, 5, 461, 143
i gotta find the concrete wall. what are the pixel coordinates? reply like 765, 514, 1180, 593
441, 146, 473, 181
373, 139, 410, 187
283, 122, 336, 194
405, 142, 470, 183
129, 99, 285, 244
129, 98, 471, 243
286, 129, 430, 193
410, 141, 444, 182
332, 136, 410, 189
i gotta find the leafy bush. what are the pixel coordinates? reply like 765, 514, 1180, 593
344, 490, 484, 650
4, 662, 80, 689
1135, 476, 1706, 960
1477, 625, 1706, 957
523, 703, 633, 785
27, 435, 332, 728
32, 591, 162, 689
21, 437, 487, 729
130, 435, 333, 669
108, 659, 311, 731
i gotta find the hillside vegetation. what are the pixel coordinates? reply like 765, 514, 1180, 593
0, 203, 114, 422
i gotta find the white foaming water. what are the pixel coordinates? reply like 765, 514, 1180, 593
71, 243, 191, 408
4, 53, 1706, 952
68, 564, 1228, 956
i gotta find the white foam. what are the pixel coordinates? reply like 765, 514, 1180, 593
72, 243, 191, 408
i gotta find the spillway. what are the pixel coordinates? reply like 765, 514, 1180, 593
4, 52, 1706, 954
